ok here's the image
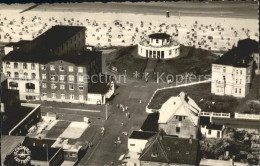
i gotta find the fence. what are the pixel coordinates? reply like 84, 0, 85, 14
200, 111, 231, 118
234, 113, 260, 120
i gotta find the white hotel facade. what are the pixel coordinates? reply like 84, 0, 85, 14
211, 47, 254, 98
138, 33, 180, 59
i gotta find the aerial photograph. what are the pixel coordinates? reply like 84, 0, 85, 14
0, 0, 259, 166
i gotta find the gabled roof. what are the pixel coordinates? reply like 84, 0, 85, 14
158, 92, 200, 126
139, 131, 199, 165
28, 146, 61, 161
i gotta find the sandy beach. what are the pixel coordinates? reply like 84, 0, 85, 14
0, 2, 258, 51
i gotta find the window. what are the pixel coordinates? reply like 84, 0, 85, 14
41, 65, 46, 70
14, 72, 19, 78
69, 75, 74, 82
239, 88, 241, 94
176, 127, 180, 133
79, 95, 84, 101
24, 72, 28, 79
59, 65, 64, 71
223, 67, 226, 72
235, 88, 237, 93
50, 65, 55, 71
169, 50, 172, 55
208, 130, 211, 135
31, 63, 35, 70
7, 71, 11, 77
156, 39, 159, 43
23, 63, 27, 69
236, 79, 238, 84
31, 73, 36, 79
69, 66, 74, 72
51, 84, 56, 89
236, 70, 238, 75
6, 62, 10, 68
240, 70, 242, 75
179, 116, 182, 121
42, 83, 47, 88
42, 74, 46, 79
78, 76, 84, 82
61, 94, 65, 99
60, 75, 65, 81
78, 67, 83, 73
42, 92, 47, 97
60, 84, 65, 89
240, 79, 242, 84
50, 74, 56, 81
14, 63, 18, 69
51, 93, 56, 98
69, 85, 74, 90
79, 85, 84, 91
130, 144, 135, 146
25, 83, 35, 92
70, 94, 74, 100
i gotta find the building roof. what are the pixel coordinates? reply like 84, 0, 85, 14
3, 50, 101, 65
206, 124, 223, 130
129, 131, 157, 140
139, 131, 199, 165
140, 113, 159, 132
28, 146, 61, 161
1, 135, 26, 163
2, 25, 87, 63
199, 116, 210, 126
148, 33, 171, 39
158, 92, 201, 126
88, 77, 113, 94
5, 40, 31, 48
213, 39, 258, 67
23, 137, 55, 147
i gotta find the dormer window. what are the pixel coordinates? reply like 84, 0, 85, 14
151, 152, 158, 157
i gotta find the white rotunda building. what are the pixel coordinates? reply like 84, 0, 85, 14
138, 33, 180, 59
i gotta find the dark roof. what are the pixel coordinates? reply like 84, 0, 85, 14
88, 76, 114, 94
213, 39, 258, 67
139, 131, 199, 165
140, 113, 159, 132
2, 25, 86, 63
148, 33, 171, 39
199, 116, 210, 126
206, 123, 223, 130
1, 106, 37, 134
28, 146, 61, 161
3, 50, 101, 65
129, 131, 157, 140
5, 40, 31, 48
23, 137, 55, 147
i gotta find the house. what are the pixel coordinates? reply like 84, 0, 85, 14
128, 131, 157, 153
138, 33, 180, 59
139, 131, 200, 166
158, 92, 201, 138
211, 39, 258, 98
200, 117, 224, 139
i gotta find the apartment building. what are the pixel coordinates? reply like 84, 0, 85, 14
211, 39, 258, 98
2, 25, 86, 101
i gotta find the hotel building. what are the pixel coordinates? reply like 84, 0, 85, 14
211, 39, 258, 98
138, 33, 180, 59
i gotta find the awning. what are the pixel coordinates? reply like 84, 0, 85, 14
9, 82, 18, 87
26, 83, 35, 89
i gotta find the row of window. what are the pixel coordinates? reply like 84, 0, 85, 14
6, 62, 36, 69
41, 65, 84, 72
42, 93, 84, 100
42, 74, 84, 82
42, 83, 84, 91
6, 71, 36, 79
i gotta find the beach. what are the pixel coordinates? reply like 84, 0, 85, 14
0, 2, 258, 51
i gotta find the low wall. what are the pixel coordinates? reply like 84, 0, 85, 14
234, 113, 260, 120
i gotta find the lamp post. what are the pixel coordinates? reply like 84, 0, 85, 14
106, 103, 108, 120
